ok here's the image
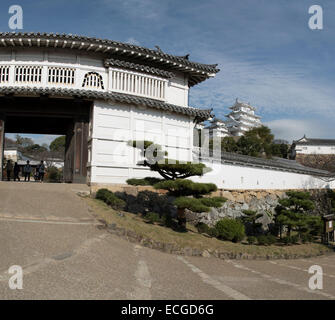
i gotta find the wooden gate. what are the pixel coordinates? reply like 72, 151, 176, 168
64, 118, 89, 183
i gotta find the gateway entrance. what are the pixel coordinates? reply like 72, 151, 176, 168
0, 96, 90, 184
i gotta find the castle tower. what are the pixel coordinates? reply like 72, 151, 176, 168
225, 98, 262, 136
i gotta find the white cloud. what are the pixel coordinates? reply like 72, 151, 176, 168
264, 118, 333, 142
125, 37, 141, 46
190, 54, 335, 120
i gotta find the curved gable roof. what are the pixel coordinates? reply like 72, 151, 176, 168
0, 32, 220, 86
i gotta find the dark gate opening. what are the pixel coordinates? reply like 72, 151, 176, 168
0, 96, 91, 184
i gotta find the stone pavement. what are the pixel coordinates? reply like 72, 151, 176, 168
0, 181, 335, 300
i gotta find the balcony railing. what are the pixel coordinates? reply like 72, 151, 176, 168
109, 69, 166, 100
0, 64, 167, 101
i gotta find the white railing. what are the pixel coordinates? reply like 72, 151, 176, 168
0, 66, 9, 83
110, 69, 166, 100
48, 67, 75, 85
15, 65, 42, 84
0, 64, 166, 102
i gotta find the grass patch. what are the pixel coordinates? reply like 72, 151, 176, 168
86, 197, 333, 259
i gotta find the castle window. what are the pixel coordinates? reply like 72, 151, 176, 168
0, 66, 10, 83
15, 66, 42, 83
48, 67, 75, 85
82, 72, 104, 90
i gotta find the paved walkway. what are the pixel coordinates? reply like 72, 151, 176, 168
0, 181, 335, 300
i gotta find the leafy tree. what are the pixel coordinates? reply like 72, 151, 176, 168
221, 136, 239, 152
129, 140, 210, 180
50, 136, 66, 152
15, 134, 34, 148
24, 144, 48, 153
241, 210, 263, 235
274, 191, 315, 239
236, 135, 262, 157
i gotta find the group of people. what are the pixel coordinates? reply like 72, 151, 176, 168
5, 160, 45, 182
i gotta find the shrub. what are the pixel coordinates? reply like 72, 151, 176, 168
154, 179, 217, 198
126, 177, 162, 186
46, 167, 62, 182
215, 218, 245, 243
96, 189, 126, 211
145, 212, 161, 224
291, 234, 299, 244
257, 235, 268, 246
247, 236, 257, 245
196, 222, 211, 234
266, 234, 277, 245
281, 236, 292, 245
200, 197, 226, 208
196, 222, 219, 238
96, 188, 110, 201
174, 197, 210, 213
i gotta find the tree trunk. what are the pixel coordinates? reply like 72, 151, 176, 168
177, 208, 187, 230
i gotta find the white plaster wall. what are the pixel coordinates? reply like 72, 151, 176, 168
89, 100, 194, 184
296, 145, 335, 155
165, 72, 189, 107
191, 159, 335, 190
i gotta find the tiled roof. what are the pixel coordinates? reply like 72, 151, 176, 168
104, 59, 175, 78
196, 149, 334, 177
0, 86, 212, 120
0, 32, 219, 86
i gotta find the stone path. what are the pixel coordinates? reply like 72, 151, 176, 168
0, 181, 334, 299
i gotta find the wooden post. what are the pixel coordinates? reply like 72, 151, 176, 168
0, 115, 5, 181
73, 118, 88, 184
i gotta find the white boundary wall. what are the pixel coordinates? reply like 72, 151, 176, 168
191, 159, 335, 190
89, 100, 194, 184
88, 101, 335, 189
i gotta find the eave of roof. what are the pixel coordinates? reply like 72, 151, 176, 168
0, 86, 212, 121
294, 138, 335, 146
104, 58, 175, 79
197, 150, 333, 177
0, 32, 220, 86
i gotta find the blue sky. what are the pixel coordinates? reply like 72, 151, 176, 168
3, 0, 335, 144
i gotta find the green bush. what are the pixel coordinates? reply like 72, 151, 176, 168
247, 236, 257, 245
281, 235, 299, 245
46, 167, 62, 182
196, 222, 219, 238
200, 197, 226, 208
257, 235, 268, 246
291, 234, 299, 244
96, 189, 126, 211
154, 179, 217, 197
266, 234, 277, 245
281, 236, 292, 245
145, 212, 161, 224
215, 218, 245, 243
126, 177, 162, 186
96, 188, 110, 201
174, 197, 210, 213
196, 222, 211, 234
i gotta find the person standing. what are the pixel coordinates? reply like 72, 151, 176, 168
23, 160, 32, 182
39, 160, 45, 183
13, 162, 20, 181
6, 160, 13, 181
